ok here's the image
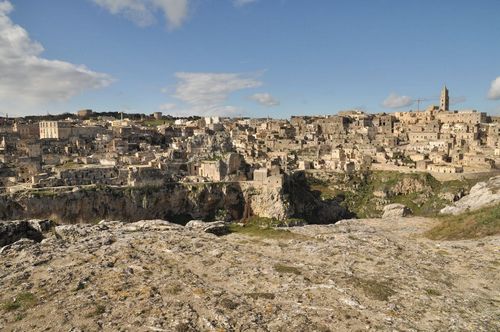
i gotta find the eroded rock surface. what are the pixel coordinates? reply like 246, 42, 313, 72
382, 203, 412, 218
0, 220, 54, 247
0, 218, 499, 331
441, 175, 500, 215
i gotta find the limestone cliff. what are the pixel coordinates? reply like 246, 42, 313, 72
0, 176, 349, 224
440, 175, 500, 215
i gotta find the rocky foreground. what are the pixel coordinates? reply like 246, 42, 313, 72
0, 218, 499, 332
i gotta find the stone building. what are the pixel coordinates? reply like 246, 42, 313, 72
39, 121, 72, 140
13, 122, 39, 139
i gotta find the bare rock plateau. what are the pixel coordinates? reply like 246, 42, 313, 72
0, 218, 499, 331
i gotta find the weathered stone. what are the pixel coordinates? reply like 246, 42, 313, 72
186, 220, 229, 236
382, 203, 411, 218
0, 220, 45, 247
441, 176, 500, 215
1, 217, 498, 331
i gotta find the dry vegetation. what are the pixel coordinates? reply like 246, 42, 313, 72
425, 203, 500, 240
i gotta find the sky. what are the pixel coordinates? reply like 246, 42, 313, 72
1, 0, 500, 118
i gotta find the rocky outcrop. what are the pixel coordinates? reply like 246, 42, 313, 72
0, 217, 498, 331
0, 176, 350, 225
440, 175, 500, 215
0, 220, 54, 247
390, 177, 431, 196
382, 203, 411, 218
185, 220, 229, 236
245, 186, 292, 220
0, 183, 253, 224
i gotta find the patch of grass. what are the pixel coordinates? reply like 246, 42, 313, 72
142, 119, 173, 127
425, 288, 442, 296
3, 301, 21, 312
86, 304, 106, 317
2, 292, 37, 312
15, 312, 27, 321
229, 216, 304, 240
166, 284, 183, 295
228, 223, 304, 241
58, 161, 81, 170
353, 278, 395, 301
273, 263, 302, 275
425, 203, 500, 240
246, 292, 276, 300
241, 216, 305, 228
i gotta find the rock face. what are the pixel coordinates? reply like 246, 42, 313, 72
0, 218, 498, 331
382, 203, 411, 218
390, 177, 431, 196
0, 177, 350, 224
0, 220, 53, 247
441, 175, 500, 215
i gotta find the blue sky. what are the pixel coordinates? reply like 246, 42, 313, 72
1, 0, 500, 118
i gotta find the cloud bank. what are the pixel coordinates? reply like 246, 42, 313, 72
382, 93, 414, 109
167, 72, 262, 116
92, 0, 189, 29
0, 1, 113, 113
488, 76, 500, 100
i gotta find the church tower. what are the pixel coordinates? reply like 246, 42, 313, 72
440, 85, 449, 111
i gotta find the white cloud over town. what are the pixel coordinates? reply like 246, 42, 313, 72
233, 0, 259, 7
382, 93, 414, 109
0, 1, 113, 113
159, 103, 177, 111
250, 92, 280, 107
166, 72, 262, 116
92, 0, 189, 29
488, 76, 500, 100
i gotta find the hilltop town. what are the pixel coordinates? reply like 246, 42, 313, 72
0, 87, 498, 196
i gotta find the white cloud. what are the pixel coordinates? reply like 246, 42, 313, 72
0, 1, 113, 113
450, 96, 466, 105
233, 0, 259, 7
250, 92, 279, 107
92, 0, 189, 29
159, 103, 176, 111
167, 72, 262, 116
382, 93, 414, 109
488, 76, 500, 100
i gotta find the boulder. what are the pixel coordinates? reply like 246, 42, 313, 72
184, 220, 206, 229
27, 219, 55, 233
0, 220, 46, 248
54, 225, 94, 242
382, 204, 411, 218
124, 219, 180, 232
0, 238, 37, 254
185, 220, 230, 236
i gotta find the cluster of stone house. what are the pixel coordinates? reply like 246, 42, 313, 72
0, 87, 498, 191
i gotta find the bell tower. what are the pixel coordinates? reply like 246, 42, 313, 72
440, 85, 449, 111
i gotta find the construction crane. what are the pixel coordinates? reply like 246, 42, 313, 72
414, 97, 436, 111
